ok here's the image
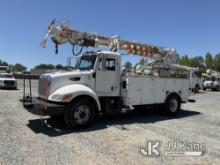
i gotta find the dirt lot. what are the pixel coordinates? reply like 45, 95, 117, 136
0, 79, 219, 165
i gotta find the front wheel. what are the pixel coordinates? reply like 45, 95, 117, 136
64, 98, 95, 129
165, 95, 181, 116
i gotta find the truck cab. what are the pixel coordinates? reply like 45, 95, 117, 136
24, 51, 121, 121
38, 51, 120, 100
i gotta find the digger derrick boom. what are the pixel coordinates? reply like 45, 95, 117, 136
40, 19, 176, 60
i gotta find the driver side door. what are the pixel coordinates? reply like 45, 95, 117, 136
95, 55, 119, 96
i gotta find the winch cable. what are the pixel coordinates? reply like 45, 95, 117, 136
71, 36, 95, 56
72, 44, 84, 56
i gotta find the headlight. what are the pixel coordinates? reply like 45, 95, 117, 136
50, 94, 73, 102
51, 94, 63, 101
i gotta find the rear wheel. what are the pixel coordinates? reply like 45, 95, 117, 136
194, 85, 199, 93
64, 98, 95, 129
203, 87, 206, 91
165, 95, 181, 116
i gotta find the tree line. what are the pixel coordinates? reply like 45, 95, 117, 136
175, 52, 220, 72
0, 59, 67, 72
0, 60, 27, 72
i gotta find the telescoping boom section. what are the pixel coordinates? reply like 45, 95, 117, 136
40, 19, 176, 61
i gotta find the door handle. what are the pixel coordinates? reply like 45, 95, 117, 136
111, 86, 114, 91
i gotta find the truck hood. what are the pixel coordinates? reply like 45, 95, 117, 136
0, 78, 16, 81
204, 81, 212, 84
39, 70, 95, 98
43, 70, 92, 78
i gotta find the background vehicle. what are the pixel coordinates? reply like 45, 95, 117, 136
23, 19, 192, 129
202, 69, 220, 91
171, 65, 203, 93
0, 66, 9, 73
0, 73, 17, 89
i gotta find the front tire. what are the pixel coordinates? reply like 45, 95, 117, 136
64, 98, 95, 129
165, 95, 181, 116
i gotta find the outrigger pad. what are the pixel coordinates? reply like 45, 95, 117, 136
23, 102, 34, 109
22, 96, 34, 108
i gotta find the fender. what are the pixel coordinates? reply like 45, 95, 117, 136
48, 84, 101, 111
165, 92, 182, 103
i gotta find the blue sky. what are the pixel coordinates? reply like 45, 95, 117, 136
0, 0, 220, 70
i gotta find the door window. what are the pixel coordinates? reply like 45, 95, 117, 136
98, 57, 116, 71
105, 58, 116, 71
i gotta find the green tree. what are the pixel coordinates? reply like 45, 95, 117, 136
190, 56, 204, 68
180, 55, 191, 66
213, 53, 220, 72
173, 53, 181, 64
0, 60, 8, 66
56, 64, 65, 70
205, 52, 213, 69
13, 63, 27, 72
139, 58, 145, 65
124, 61, 132, 69
35, 64, 55, 69
35, 64, 48, 69
47, 64, 55, 70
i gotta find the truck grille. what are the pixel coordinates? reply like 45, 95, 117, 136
38, 77, 50, 98
4, 80, 15, 85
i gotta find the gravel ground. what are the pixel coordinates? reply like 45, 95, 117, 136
0, 79, 219, 165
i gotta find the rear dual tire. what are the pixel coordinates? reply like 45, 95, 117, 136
165, 95, 181, 116
194, 85, 199, 93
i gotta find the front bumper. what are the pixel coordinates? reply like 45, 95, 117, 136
204, 84, 217, 89
23, 97, 66, 116
0, 83, 17, 88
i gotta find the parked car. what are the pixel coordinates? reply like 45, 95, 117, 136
0, 73, 17, 89
202, 69, 220, 91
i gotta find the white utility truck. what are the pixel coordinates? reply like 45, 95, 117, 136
23, 19, 192, 129
202, 69, 220, 91
171, 65, 202, 93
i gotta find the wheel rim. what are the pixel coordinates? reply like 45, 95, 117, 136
73, 104, 91, 125
168, 99, 178, 112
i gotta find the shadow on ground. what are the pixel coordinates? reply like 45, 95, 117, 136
27, 108, 201, 137
0, 88, 19, 91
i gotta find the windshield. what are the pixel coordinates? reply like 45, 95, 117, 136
0, 74, 14, 78
76, 55, 97, 70
205, 76, 215, 81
